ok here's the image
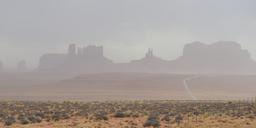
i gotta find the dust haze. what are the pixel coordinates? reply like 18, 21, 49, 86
1, 41, 256, 101
0, 0, 256, 101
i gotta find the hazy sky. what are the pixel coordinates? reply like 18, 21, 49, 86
0, 0, 256, 68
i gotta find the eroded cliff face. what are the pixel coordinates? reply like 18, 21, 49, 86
171, 41, 256, 74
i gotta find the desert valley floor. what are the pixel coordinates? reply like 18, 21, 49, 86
0, 73, 255, 101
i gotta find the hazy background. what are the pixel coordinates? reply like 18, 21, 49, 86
0, 0, 256, 68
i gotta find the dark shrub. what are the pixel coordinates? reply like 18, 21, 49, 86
52, 112, 61, 121
0, 112, 5, 118
247, 114, 255, 119
35, 112, 45, 118
4, 116, 16, 126
28, 115, 42, 123
144, 114, 160, 128
114, 111, 126, 118
94, 111, 108, 120
20, 117, 30, 125
52, 112, 69, 121
132, 113, 139, 118
161, 114, 171, 121
143, 118, 160, 127
175, 114, 183, 126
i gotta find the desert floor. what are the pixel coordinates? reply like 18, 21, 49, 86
0, 73, 256, 101
1, 116, 256, 128
1, 101, 256, 128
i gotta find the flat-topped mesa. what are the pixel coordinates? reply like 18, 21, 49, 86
38, 44, 112, 72
67, 44, 104, 58
78, 45, 104, 58
172, 41, 256, 73
182, 41, 252, 62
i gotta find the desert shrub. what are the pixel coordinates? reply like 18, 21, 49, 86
4, 116, 16, 126
131, 112, 140, 118
161, 114, 171, 121
94, 111, 108, 120
20, 117, 30, 125
52, 112, 69, 121
114, 111, 126, 118
193, 111, 200, 116
247, 114, 255, 119
143, 117, 160, 127
28, 115, 42, 123
144, 113, 160, 127
175, 114, 183, 126
35, 112, 45, 118
0, 112, 5, 118
52, 112, 62, 121
17, 114, 29, 124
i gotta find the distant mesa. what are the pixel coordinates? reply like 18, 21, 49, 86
171, 41, 256, 73
38, 41, 256, 74
39, 44, 113, 72
39, 53, 66, 70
